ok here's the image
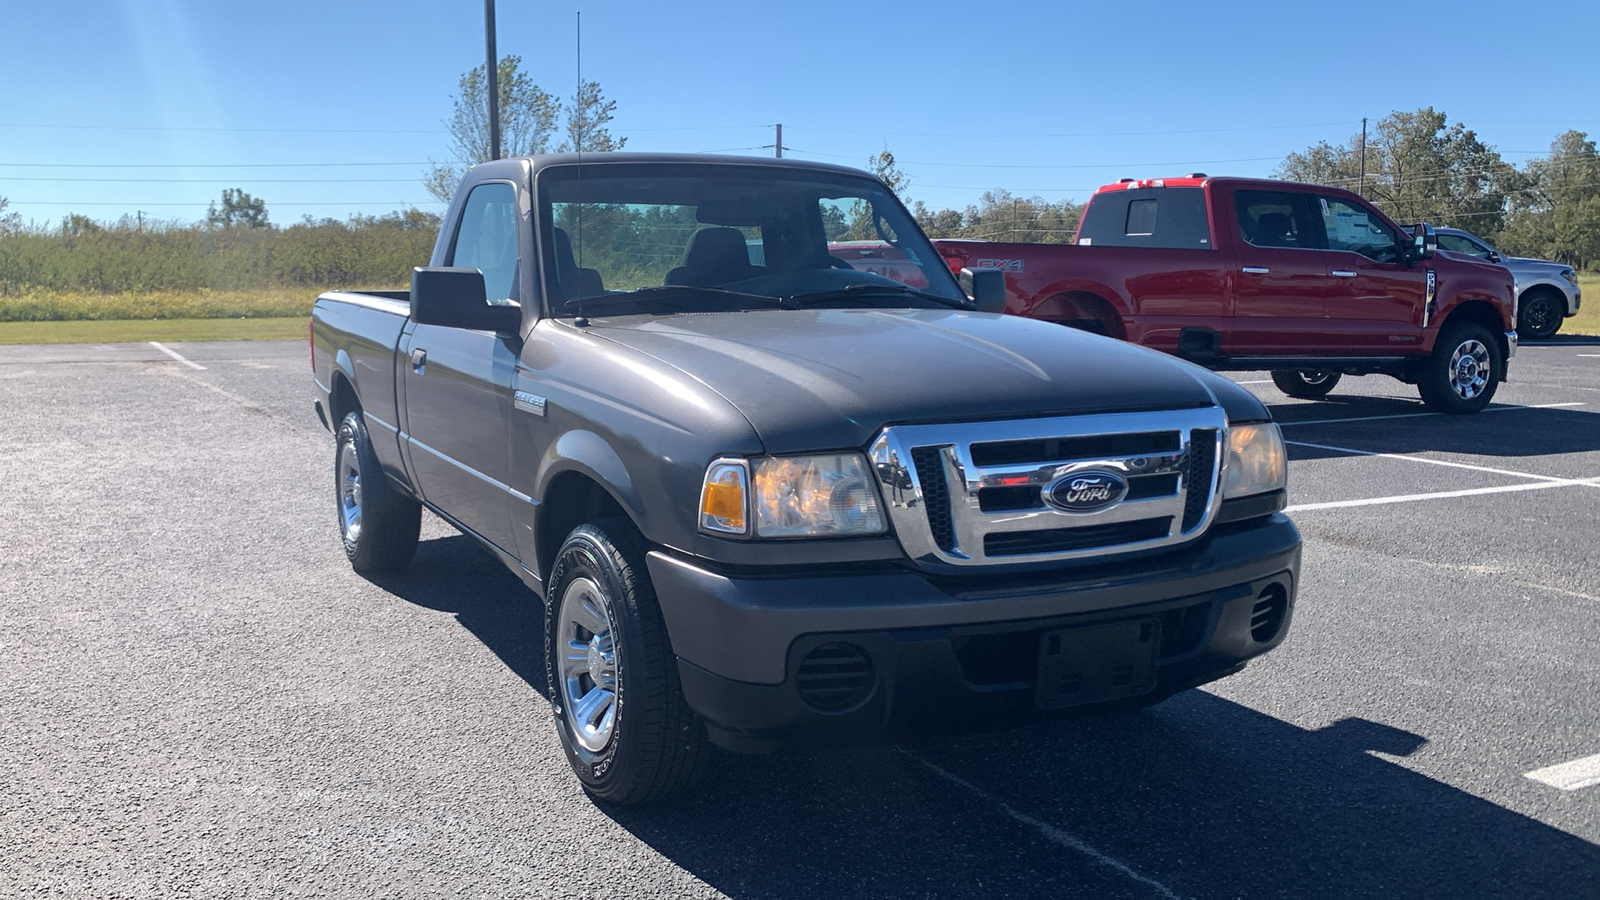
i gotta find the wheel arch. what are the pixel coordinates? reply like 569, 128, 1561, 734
536, 468, 631, 589
1028, 288, 1128, 339
1438, 299, 1511, 360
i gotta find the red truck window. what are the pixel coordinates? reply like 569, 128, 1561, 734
1234, 190, 1318, 250
1318, 196, 1402, 264
1078, 187, 1210, 249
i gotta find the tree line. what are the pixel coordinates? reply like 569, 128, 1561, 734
1278, 108, 1598, 267
3, 94, 1595, 303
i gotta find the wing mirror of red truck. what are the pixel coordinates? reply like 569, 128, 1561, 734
959, 267, 1008, 314
1411, 223, 1438, 263
411, 267, 522, 333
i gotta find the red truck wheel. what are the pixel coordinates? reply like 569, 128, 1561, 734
1417, 323, 1501, 414
1270, 370, 1342, 400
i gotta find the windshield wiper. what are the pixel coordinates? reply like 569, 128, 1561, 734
563, 285, 781, 316
780, 283, 973, 310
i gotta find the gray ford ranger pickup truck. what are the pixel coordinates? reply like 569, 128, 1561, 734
310, 153, 1302, 805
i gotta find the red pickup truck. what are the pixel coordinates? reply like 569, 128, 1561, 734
931, 176, 1518, 413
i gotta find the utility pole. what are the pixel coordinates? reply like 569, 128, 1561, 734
775, 124, 783, 158
1358, 117, 1367, 198
136, 210, 144, 233
485, 0, 501, 160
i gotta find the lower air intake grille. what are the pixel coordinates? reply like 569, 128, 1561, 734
795, 643, 874, 713
984, 517, 1172, 557
910, 447, 956, 552
1250, 585, 1288, 643
1183, 429, 1218, 532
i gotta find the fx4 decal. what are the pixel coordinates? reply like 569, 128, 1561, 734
975, 258, 1025, 273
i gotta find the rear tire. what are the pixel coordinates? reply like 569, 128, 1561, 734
1517, 289, 1564, 340
1270, 370, 1342, 399
544, 521, 710, 806
335, 411, 421, 573
1417, 323, 1501, 414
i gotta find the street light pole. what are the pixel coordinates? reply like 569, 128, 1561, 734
485, 0, 501, 160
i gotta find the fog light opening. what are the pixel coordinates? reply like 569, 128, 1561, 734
795, 643, 875, 713
1250, 584, 1288, 644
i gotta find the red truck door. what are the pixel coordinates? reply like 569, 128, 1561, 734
1313, 194, 1426, 351
1226, 188, 1335, 355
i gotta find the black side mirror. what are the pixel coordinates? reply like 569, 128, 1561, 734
959, 267, 1008, 314
1487, 249, 1502, 263
411, 267, 521, 332
1411, 223, 1437, 262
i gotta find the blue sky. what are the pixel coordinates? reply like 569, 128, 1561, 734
2, 0, 1595, 228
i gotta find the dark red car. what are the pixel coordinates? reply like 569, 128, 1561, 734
934, 176, 1518, 413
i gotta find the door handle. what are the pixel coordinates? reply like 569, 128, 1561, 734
1241, 267, 1270, 275
411, 348, 427, 374
1331, 270, 1358, 278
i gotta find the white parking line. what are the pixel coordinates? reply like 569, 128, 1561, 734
1285, 478, 1600, 512
1281, 402, 1584, 427
1285, 438, 1582, 484
1526, 753, 1600, 791
905, 752, 1186, 899
1578, 354, 1600, 358
149, 341, 205, 370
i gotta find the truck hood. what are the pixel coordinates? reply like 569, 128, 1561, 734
584, 309, 1233, 453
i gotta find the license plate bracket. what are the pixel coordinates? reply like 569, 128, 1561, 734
1034, 619, 1161, 710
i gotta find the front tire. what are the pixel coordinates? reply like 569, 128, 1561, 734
1417, 323, 1501, 414
544, 522, 709, 805
1518, 289, 1565, 340
1270, 369, 1342, 399
335, 411, 421, 573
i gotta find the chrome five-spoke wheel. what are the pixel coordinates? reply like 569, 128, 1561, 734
557, 575, 618, 753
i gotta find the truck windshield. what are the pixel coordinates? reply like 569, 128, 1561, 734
538, 163, 968, 315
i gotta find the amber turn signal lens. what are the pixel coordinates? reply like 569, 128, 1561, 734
699, 461, 749, 534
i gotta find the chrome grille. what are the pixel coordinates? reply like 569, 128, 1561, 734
870, 409, 1227, 568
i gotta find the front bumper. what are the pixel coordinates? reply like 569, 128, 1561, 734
648, 514, 1301, 752
1506, 330, 1518, 361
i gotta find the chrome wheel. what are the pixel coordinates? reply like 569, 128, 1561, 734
338, 441, 363, 544
1448, 339, 1491, 400
557, 575, 618, 753
1300, 371, 1335, 386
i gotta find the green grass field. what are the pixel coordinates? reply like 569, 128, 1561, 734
1562, 273, 1599, 336
0, 317, 307, 345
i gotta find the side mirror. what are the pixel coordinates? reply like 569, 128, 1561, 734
1411, 223, 1437, 262
411, 267, 521, 332
959, 267, 1008, 314
1487, 249, 1502, 263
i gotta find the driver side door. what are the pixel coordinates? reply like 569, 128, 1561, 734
1317, 195, 1427, 353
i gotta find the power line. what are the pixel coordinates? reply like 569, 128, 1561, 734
0, 122, 440, 135
787, 148, 1283, 169
786, 121, 1359, 139
3, 177, 429, 184
0, 161, 451, 169
4, 200, 447, 207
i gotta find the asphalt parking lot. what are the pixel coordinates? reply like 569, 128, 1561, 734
2, 337, 1597, 899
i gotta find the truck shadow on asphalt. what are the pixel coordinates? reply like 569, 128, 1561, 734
362, 532, 551, 698
603, 693, 1599, 899
1269, 398, 1600, 460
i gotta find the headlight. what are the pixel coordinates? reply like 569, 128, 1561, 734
698, 453, 886, 537
1562, 268, 1578, 286
1222, 423, 1287, 499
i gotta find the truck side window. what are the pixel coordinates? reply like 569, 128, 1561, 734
1438, 234, 1491, 260
1318, 196, 1400, 264
449, 182, 519, 303
1235, 190, 1316, 250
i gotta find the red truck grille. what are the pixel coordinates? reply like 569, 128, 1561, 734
869, 409, 1226, 569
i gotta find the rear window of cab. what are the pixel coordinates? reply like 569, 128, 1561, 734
1077, 187, 1212, 250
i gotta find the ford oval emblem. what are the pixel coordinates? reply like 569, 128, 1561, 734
1044, 471, 1128, 513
